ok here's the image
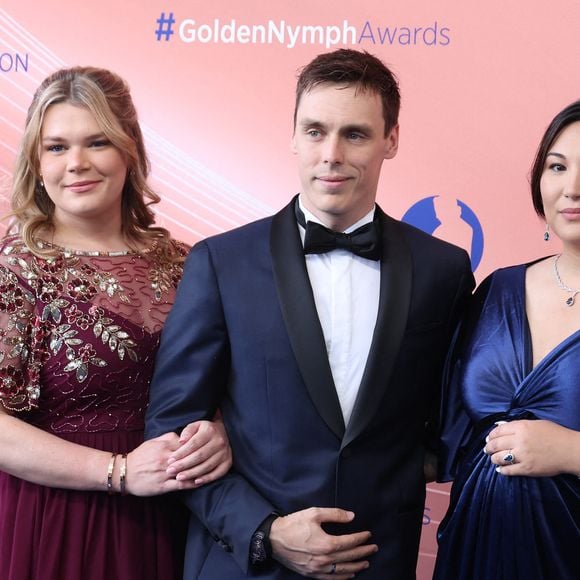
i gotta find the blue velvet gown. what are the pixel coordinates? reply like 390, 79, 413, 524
434, 265, 580, 580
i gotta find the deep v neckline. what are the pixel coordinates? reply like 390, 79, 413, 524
522, 262, 580, 375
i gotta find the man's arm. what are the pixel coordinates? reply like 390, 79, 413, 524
145, 241, 275, 572
432, 251, 475, 481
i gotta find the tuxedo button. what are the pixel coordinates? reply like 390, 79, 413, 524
216, 538, 232, 552
341, 448, 352, 459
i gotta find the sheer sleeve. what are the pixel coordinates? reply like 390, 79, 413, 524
0, 256, 41, 412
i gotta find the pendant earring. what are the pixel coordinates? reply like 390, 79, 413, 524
543, 223, 550, 242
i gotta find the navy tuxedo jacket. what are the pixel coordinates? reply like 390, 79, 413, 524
145, 198, 474, 579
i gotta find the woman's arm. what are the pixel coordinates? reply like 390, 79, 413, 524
0, 403, 232, 494
0, 404, 189, 495
0, 404, 112, 490
0, 257, 231, 495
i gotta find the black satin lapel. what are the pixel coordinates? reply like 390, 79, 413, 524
343, 211, 412, 448
270, 198, 345, 439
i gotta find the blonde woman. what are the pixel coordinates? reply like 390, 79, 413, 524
0, 67, 231, 579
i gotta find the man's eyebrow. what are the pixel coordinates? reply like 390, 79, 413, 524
297, 119, 374, 134
341, 123, 374, 134
298, 118, 325, 127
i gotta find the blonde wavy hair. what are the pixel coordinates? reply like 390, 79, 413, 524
8, 66, 181, 262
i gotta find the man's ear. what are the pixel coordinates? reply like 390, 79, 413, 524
384, 124, 399, 159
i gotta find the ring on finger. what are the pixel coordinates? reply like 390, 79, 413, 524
330, 562, 336, 575
503, 450, 516, 465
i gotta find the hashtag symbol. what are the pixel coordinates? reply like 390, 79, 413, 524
155, 12, 175, 41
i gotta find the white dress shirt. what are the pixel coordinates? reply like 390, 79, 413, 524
297, 197, 381, 426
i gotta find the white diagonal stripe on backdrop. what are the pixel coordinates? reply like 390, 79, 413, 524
0, 8, 273, 244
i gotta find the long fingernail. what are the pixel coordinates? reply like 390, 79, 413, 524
495, 466, 502, 474
494, 420, 507, 425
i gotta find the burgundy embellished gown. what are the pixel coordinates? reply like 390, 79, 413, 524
0, 235, 188, 580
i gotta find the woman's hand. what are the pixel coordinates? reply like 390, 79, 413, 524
166, 417, 232, 486
125, 433, 197, 496
484, 419, 580, 477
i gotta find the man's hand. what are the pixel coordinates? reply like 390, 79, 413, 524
166, 418, 232, 486
270, 507, 378, 579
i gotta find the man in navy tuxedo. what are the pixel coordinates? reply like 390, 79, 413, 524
145, 49, 474, 579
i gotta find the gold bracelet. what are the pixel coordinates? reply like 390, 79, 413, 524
119, 454, 128, 495
106, 453, 117, 494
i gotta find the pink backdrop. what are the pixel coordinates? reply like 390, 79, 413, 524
1, 1, 578, 577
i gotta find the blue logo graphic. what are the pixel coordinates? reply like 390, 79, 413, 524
402, 196, 484, 271
155, 12, 176, 41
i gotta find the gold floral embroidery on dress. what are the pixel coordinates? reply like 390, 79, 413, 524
92, 308, 138, 362
47, 305, 136, 384
148, 242, 187, 303
0, 264, 41, 409
46, 304, 138, 384
13, 251, 135, 383
0, 237, 186, 409
8, 250, 131, 325
0, 244, 131, 392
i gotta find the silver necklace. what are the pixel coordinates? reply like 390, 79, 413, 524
553, 254, 580, 307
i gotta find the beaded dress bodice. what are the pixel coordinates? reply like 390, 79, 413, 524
0, 235, 186, 433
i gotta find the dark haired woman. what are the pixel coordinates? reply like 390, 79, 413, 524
434, 101, 580, 579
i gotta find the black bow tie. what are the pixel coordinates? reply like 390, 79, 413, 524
295, 203, 382, 261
